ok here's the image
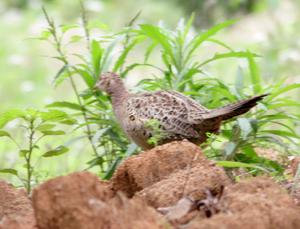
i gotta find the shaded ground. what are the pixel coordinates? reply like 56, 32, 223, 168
1, 141, 300, 229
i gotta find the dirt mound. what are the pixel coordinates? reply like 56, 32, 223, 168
2, 141, 300, 229
32, 171, 113, 229
32, 171, 167, 229
136, 161, 229, 208
0, 180, 36, 229
111, 140, 227, 197
185, 177, 300, 229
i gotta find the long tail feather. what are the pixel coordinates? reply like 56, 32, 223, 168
203, 94, 269, 121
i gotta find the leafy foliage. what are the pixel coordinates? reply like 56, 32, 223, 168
0, 108, 73, 192
0, 4, 299, 190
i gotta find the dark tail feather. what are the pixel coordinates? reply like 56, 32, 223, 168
203, 93, 269, 121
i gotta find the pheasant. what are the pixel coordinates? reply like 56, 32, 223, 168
95, 72, 267, 149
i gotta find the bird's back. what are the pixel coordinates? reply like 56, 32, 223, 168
119, 90, 210, 149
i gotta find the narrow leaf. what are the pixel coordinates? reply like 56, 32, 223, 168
197, 51, 259, 68
216, 161, 269, 172
247, 50, 262, 93
36, 124, 56, 131
0, 109, 25, 128
40, 110, 68, 122
46, 101, 82, 111
43, 146, 69, 157
185, 20, 236, 61
19, 150, 29, 157
267, 84, 300, 101
102, 157, 122, 180
53, 64, 69, 86
0, 169, 18, 176
0, 130, 11, 138
41, 130, 66, 136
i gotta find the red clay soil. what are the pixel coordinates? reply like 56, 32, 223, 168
1, 140, 300, 229
185, 177, 300, 229
32, 172, 167, 229
0, 180, 36, 229
111, 140, 229, 198
136, 161, 229, 208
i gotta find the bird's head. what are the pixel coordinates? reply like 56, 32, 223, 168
95, 72, 124, 95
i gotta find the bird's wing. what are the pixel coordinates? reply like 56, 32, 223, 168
165, 90, 210, 122
126, 91, 200, 138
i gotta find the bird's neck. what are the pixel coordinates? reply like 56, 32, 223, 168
110, 84, 129, 107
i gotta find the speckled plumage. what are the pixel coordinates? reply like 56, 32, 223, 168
96, 72, 267, 149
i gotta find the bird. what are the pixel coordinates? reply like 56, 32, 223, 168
95, 72, 268, 150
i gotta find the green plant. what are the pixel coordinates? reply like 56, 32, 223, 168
2, 4, 298, 189
145, 119, 168, 147
125, 15, 300, 175
0, 108, 75, 193
40, 8, 300, 178
39, 5, 143, 178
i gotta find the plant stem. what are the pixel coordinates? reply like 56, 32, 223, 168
25, 119, 35, 193
80, 0, 91, 51
43, 7, 99, 158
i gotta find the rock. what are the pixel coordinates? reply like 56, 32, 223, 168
0, 180, 36, 229
111, 140, 219, 197
32, 171, 167, 229
185, 177, 300, 229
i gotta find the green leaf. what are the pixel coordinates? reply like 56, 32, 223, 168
224, 142, 236, 159
59, 118, 77, 125
125, 143, 138, 158
185, 20, 236, 62
41, 130, 66, 136
183, 13, 195, 39
0, 169, 18, 176
139, 24, 176, 65
92, 128, 110, 145
234, 66, 244, 95
53, 64, 69, 87
61, 24, 79, 33
19, 150, 29, 157
207, 38, 233, 51
102, 157, 122, 180
46, 101, 82, 111
267, 84, 300, 101
237, 118, 253, 140
74, 67, 95, 88
216, 161, 268, 172
242, 145, 258, 158
144, 41, 158, 63
247, 50, 262, 94
40, 110, 68, 122
91, 40, 103, 76
70, 35, 82, 43
140, 24, 172, 54
100, 36, 122, 72
38, 30, 51, 40
113, 36, 144, 71
197, 51, 259, 68
87, 20, 108, 30
268, 100, 300, 109
42, 146, 69, 157
261, 130, 299, 139
36, 124, 56, 131
0, 109, 25, 128
0, 130, 11, 138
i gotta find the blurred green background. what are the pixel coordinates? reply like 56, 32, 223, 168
1, 0, 300, 184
